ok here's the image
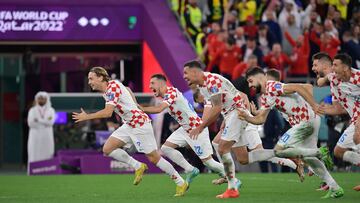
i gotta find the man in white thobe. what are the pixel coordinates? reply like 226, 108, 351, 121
27, 91, 55, 173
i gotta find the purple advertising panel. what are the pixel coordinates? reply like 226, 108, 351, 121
0, 6, 142, 41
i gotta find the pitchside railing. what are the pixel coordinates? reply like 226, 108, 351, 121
48, 92, 153, 112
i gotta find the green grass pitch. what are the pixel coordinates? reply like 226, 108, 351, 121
0, 173, 359, 203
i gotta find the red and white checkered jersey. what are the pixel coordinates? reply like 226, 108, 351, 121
198, 72, 247, 116
162, 86, 202, 132
260, 81, 315, 126
103, 80, 150, 128
328, 70, 360, 123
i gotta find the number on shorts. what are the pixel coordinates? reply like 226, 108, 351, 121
222, 126, 228, 136
339, 133, 347, 143
194, 145, 203, 155
280, 133, 290, 143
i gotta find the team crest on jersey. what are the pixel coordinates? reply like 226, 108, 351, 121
106, 92, 115, 101
210, 86, 219, 93
164, 94, 169, 100
274, 83, 282, 90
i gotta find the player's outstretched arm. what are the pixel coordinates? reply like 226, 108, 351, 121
317, 77, 329, 87
237, 108, 270, 125
72, 105, 115, 123
142, 102, 168, 114
320, 101, 347, 115
189, 94, 222, 139
200, 94, 222, 128
283, 83, 322, 114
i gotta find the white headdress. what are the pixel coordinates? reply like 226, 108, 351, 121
34, 91, 51, 108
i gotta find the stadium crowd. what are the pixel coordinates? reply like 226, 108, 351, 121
171, 0, 359, 81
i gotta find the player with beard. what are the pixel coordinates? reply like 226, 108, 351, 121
311, 53, 360, 191
140, 74, 226, 185
238, 67, 344, 199
183, 60, 279, 198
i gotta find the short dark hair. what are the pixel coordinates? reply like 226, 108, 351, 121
312, 52, 332, 65
227, 37, 236, 45
89, 67, 111, 82
266, 69, 281, 81
151, 74, 167, 82
334, 53, 352, 68
245, 67, 265, 79
183, 60, 204, 70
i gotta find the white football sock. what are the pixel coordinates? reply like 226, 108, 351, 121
161, 145, 194, 173
108, 149, 141, 170
268, 157, 297, 170
248, 149, 275, 163
203, 158, 225, 177
221, 153, 237, 189
276, 148, 319, 158
156, 157, 184, 186
304, 157, 340, 190
343, 151, 360, 166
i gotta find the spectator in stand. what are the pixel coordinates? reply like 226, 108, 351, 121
352, 24, 360, 44
222, 10, 239, 35
310, 25, 341, 58
236, 0, 257, 25
232, 54, 258, 81
207, 0, 227, 23
207, 37, 242, 79
324, 19, 339, 37
234, 26, 246, 48
262, 10, 282, 43
255, 0, 270, 22
184, 0, 203, 42
200, 22, 225, 63
328, 0, 350, 20
241, 37, 264, 66
315, 0, 329, 22
326, 4, 337, 20
278, 0, 301, 30
333, 10, 350, 37
263, 43, 292, 79
301, 0, 318, 29
257, 24, 277, 55
284, 29, 310, 77
302, 9, 321, 30
342, 28, 360, 68
282, 14, 302, 55
243, 15, 258, 38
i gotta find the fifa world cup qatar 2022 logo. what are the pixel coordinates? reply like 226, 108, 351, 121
0, 10, 69, 33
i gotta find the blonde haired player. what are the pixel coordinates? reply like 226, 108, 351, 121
72, 67, 188, 197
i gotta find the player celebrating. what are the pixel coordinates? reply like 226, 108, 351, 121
140, 74, 226, 184
193, 72, 305, 183
183, 60, 276, 198
72, 67, 188, 197
238, 67, 343, 198
311, 53, 360, 191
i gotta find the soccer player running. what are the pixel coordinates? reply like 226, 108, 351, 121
238, 67, 343, 199
312, 53, 360, 191
194, 87, 305, 184
183, 60, 276, 198
72, 67, 188, 197
140, 74, 226, 184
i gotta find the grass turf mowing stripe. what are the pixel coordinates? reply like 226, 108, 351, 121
0, 173, 358, 203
